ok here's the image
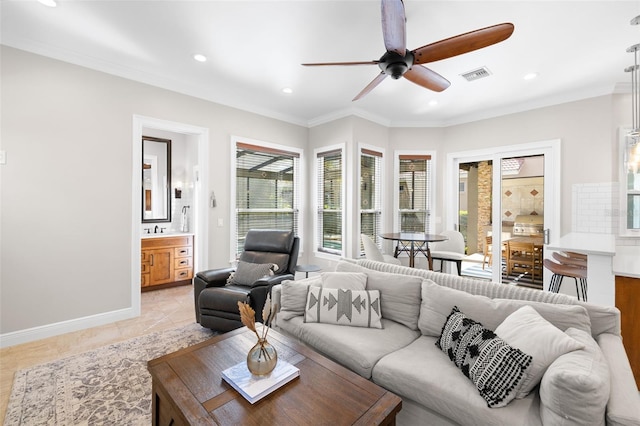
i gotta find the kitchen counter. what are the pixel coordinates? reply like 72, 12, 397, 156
546, 232, 616, 306
613, 246, 640, 279
546, 232, 616, 256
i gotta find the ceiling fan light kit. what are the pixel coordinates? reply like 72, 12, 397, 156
302, 0, 514, 101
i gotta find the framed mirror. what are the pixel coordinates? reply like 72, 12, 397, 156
142, 136, 171, 223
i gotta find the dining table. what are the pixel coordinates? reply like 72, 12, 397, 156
379, 232, 448, 270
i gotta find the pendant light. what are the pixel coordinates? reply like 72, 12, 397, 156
626, 16, 640, 137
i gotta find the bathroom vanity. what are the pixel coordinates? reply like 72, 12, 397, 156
141, 234, 193, 291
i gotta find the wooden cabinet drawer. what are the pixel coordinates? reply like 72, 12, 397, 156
141, 263, 150, 273
142, 251, 151, 262
175, 269, 193, 281
174, 257, 192, 269
142, 235, 193, 250
174, 247, 192, 258
141, 273, 150, 287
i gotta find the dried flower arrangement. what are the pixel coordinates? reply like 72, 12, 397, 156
238, 295, 277, 342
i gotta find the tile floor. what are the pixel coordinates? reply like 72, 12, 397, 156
0, 284, 196, 424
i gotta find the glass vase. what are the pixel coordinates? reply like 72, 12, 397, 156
246, 338, 278, 375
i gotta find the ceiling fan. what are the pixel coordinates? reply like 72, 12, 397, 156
302, 0, 514, 101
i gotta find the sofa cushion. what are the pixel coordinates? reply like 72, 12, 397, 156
436, 306, 532, 408
419, 279, 592, 337
304, 287, 382, 329
278, 278, 318, 321
282, 316, 420, 379
230, 260, 276, 286
539, 327, 610, 426
372, 335, 543, 425
495, 305, 585, 398
335, 261, 422, 330
321, 272, 367, 290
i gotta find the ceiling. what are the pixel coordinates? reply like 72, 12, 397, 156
2, 1, 638, 127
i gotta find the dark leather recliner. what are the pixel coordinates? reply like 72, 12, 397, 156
194, 229, 299, 332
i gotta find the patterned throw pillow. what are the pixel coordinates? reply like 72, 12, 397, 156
230, 261, 277, 286
436, 306, 532, 408
304, 287, 382, 329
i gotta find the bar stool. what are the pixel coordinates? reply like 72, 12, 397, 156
552, 251, 587, 268
543, 258, 588, 301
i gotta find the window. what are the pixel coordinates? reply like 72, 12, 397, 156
360, 148, 383, 254
621, 131, 640, 235
234, 141, 301, 256
315, 146, 344, 255
397, 154, 432, 233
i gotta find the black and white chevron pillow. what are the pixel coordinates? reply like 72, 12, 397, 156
304, 287, 382, 329
436, 306, 532, 408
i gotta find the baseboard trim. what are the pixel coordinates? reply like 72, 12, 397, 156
0, 307, 138, 349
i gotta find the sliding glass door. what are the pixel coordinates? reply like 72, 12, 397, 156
448, 141, 559, 287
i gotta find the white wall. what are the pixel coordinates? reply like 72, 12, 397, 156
1, 45, 635, 344
0, 46, 307, 339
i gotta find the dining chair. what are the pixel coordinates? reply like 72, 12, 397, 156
361, 234, 402, 265
482, 232, 510, 270
429, 230, 465, 275
506, 240, 538, 282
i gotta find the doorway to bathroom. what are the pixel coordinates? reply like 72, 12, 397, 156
131, 116, 209, 314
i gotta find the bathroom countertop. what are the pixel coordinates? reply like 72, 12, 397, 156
141, 231, 194, 239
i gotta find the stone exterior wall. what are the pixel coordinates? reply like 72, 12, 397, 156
477, 161, 492, 253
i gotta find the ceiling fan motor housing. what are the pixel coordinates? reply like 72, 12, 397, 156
379, 50, 414, 79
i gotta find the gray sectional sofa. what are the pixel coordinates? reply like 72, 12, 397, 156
271, 259, 640, 426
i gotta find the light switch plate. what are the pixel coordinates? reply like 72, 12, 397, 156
0, 150, 5, 165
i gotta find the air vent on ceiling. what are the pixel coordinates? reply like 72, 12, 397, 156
460, 66, 492, 82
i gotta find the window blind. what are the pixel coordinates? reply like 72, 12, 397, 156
316, 149, 343, 254
360, 149, 383, 254
398, 154, 432, 233
235, 143, 300, 255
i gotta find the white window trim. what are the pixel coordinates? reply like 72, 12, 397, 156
393, 150, 437, 233
619, 127, 640, 237
358, 143, 386, 257
313, 143, 346, 260
229, 135, 305, 261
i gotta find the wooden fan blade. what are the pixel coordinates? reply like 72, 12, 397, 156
404, 65, 450, 92
353, 72, 388, 101
412, 23, 515, 64
302, 61, 379, 66
381, 0, 406, 56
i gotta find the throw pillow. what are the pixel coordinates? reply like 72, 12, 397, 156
436, 306, 532, 408
320, 272, 367, 290
419, 279, 592, 337
304, 287, 382, 329
278, 278, 318, 321
230, 260, 277, 286
539, 327, 610, 426
335, 261, 422, 330
494, 305, 585, 398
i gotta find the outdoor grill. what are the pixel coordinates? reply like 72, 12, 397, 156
512, 214, 544, 236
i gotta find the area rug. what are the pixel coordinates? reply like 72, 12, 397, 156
4, 323, 217, 425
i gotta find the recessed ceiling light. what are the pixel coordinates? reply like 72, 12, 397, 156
38, 0, 57, 7
282, 87, 293, 94
524, 72, 538, 80
428, 100, 438, 107
193, 54, 207, 63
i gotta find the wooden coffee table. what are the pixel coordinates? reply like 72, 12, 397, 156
147, 326, 402, 425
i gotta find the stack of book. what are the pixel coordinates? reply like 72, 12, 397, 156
221, 359, 300, 404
